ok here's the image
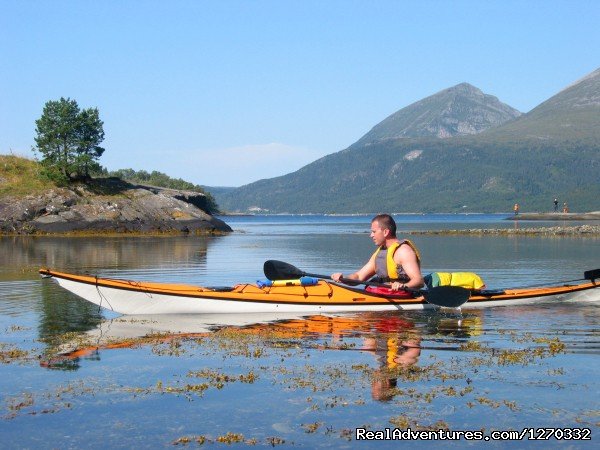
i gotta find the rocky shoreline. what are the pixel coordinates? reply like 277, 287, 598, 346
408, 225, 600, 236
0, 178, 232, 235
506, 212, 600, 220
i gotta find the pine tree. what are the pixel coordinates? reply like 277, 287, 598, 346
34, 97, 105, 182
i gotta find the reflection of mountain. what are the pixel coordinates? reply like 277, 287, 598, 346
0, 235, 216, 281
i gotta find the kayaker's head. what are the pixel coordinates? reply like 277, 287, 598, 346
370, 214, 397, 246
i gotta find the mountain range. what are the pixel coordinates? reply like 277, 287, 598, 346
213, 67, 600, 213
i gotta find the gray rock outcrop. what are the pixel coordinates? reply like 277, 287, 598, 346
0, 178, 231, 235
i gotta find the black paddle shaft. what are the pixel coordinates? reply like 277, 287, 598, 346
263, 260, 470, 308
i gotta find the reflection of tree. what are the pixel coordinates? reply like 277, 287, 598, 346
38, 280, 104, 370
39, 281, 105, 336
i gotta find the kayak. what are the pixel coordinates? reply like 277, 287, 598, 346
39, 268, 599, 315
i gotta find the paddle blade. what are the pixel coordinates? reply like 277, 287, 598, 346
422, 286, 470, 308
584, 269, 600, 281
264, 260, 305, 281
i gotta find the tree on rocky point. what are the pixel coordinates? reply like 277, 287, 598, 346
34, 97, 105, 182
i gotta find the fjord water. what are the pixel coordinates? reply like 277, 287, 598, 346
1, 214, 598, 448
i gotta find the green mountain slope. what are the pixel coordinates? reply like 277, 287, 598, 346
482, 67, 600, 143
218, 67, 600, 213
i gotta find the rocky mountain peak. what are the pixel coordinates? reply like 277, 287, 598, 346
354, 83, 521, 146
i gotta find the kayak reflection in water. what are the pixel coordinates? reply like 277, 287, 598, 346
331, 214, 424, 293
362, 316, 422, 402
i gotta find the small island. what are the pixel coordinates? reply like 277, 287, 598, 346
0, 98, 230, 236
0, 156, 231, 235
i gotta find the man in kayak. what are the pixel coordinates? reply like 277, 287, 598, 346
331, 214, 424, 292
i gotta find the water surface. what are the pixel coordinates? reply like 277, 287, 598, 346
1, 215, 598, 448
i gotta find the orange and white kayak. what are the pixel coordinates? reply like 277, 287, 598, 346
39, 268, 599, 315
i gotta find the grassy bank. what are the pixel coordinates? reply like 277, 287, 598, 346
0, 155, 54, 197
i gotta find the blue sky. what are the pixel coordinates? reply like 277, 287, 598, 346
1, 1, 599, 186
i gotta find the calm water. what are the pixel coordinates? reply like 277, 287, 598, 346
1, 214, 599, 448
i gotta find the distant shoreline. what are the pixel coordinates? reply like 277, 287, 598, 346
408, 225, 600, 236
506, 212, 600, 220
218, 212, 600, 219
